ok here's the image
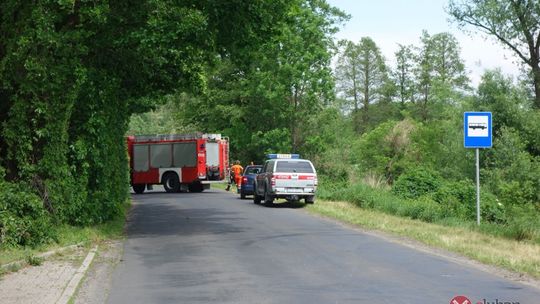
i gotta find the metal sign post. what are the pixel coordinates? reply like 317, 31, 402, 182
464, 112, 492, 226
476, 148, 480, 226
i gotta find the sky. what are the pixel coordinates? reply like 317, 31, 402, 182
327, 0, 522, 86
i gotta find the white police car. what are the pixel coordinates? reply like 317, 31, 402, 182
253, 154, 317, 204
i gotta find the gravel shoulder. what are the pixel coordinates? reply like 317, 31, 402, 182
73, 241, 124, 304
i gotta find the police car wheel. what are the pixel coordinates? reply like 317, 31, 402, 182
264, 188, 274, 204
254, 192, 261, 204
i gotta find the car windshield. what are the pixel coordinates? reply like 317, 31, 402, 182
275, 161, 314, 173
245, 166, 262, 174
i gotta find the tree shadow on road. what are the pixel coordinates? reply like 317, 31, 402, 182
126, 200, 246, 239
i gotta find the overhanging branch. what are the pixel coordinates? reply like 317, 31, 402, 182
460, 17, 532, 66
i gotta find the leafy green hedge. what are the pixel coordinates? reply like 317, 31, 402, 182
319, 181, 540, 243
0, 172, 56, 247
392, 167, 442, 199
0, 1, 312, 248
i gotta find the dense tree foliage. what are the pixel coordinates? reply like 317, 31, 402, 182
335, 38, 389, 132
0, 0, 314, 246
2, 0, 538, 247
394, 44, 416, 107
413, 31, 468, 120
448, 0, 540, 108
142, 1, 348, 161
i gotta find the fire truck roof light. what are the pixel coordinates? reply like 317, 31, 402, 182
267, 154, 300, 159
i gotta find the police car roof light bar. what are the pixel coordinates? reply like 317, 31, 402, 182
267, 153, 300, 159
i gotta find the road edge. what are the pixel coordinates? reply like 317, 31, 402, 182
304, 202, 540, 291
56, 245, 98, 304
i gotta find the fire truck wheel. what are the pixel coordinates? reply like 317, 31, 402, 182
133, 184, 146, 194
188, 182, 204, 193
163, 172, 180, 193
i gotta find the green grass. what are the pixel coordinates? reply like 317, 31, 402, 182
0, 200, 129, 267
319, 182, 540, 244
306, 199, 540, 279
0, 262, 22, 276
25, 255, 44, 266
210, 182, 231, 191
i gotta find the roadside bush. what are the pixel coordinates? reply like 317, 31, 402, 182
0, 181, 56, 247
333, 184, 370, 206
370, 191, 400, 215
432, 179, 506, 224
319, 177, 537, 243
503, 205, 540, 243
319, 181, 445, 222
420, 208, 443, 223
407, 116, 472, 181
320, 182, 399, 211
394, 196, 444, 222
432, 180, 476, 220
498, 180, 537, 207
396, 198, 424, 219
480, 192, 506, 224
505, 221, 538, 242
317, 179, 348, 200
351, 119, 417, 184
316, 161, 349, 185
392, 167, 442, 199
417, 196, 445, 222
484, 127, 540, 207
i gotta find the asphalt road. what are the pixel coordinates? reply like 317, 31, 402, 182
107, 188, 540, 304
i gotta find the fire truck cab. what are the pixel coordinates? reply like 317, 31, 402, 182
127, 134, 229, 194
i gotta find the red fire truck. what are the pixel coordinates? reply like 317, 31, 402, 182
127, 134, 229, 194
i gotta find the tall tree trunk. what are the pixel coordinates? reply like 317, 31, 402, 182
353, 79, 358, 111
422, 86, 429, 121
362, 64, 370, 130
352, 66, 359, 111
532, 64, 540, 109
362, 94, 369, 127
400, 68, 406, 108
291, 88, 299, 153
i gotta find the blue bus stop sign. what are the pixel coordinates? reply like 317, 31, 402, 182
464, 112, 492, 148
